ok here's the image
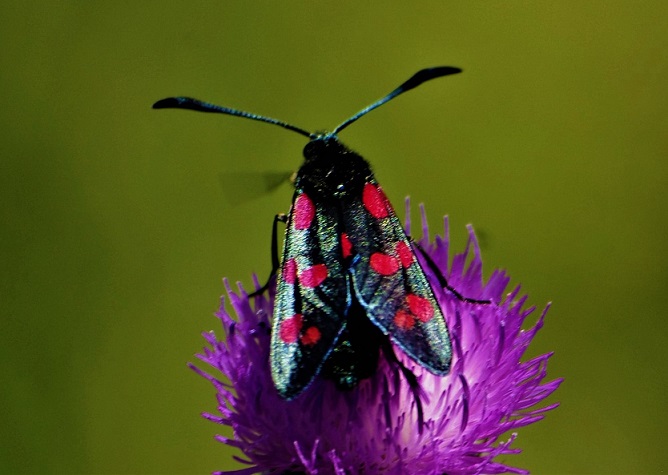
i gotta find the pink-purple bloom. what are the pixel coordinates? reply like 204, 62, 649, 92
191, 203, 562, 475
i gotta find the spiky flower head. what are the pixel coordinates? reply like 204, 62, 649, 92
191, 203, 562, 475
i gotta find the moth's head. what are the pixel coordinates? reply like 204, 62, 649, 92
296, 133, 372, 199
302, 133, 347, 162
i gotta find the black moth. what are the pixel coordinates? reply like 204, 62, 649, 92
154, 67, 488, 427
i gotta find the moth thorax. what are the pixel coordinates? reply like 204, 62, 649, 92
299, 136, 373, 199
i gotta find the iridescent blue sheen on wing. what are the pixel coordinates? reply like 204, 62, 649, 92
271, 189, 348, 399
344, 181, 452, 375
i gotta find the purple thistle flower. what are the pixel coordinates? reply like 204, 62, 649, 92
191, 202, 562, 475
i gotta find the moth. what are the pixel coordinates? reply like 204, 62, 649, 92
154, 67, 488, 424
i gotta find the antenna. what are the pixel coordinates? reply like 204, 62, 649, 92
332, 66, 462, 135
152, 66, 462, 138
152, 97, 314, 139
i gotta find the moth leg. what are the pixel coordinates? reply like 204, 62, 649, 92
411, 239, 491, 305
381, 340, 425, 433
249, 213, 287, 298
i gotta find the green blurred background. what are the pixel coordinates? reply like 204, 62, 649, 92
1, 2, 666, 474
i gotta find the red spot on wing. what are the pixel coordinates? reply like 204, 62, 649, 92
362, 183, 389, 219
282, 258, 297, 284
370, 252, 400, 276
300, 326, 321, 346
299, 264, 328, 288
341, 233, 352, 258
407, 294, 435, 322
279, 314, 303, 343
293, 193, 315, 230
396, 240, 414, 268
394, 309, 415, 330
